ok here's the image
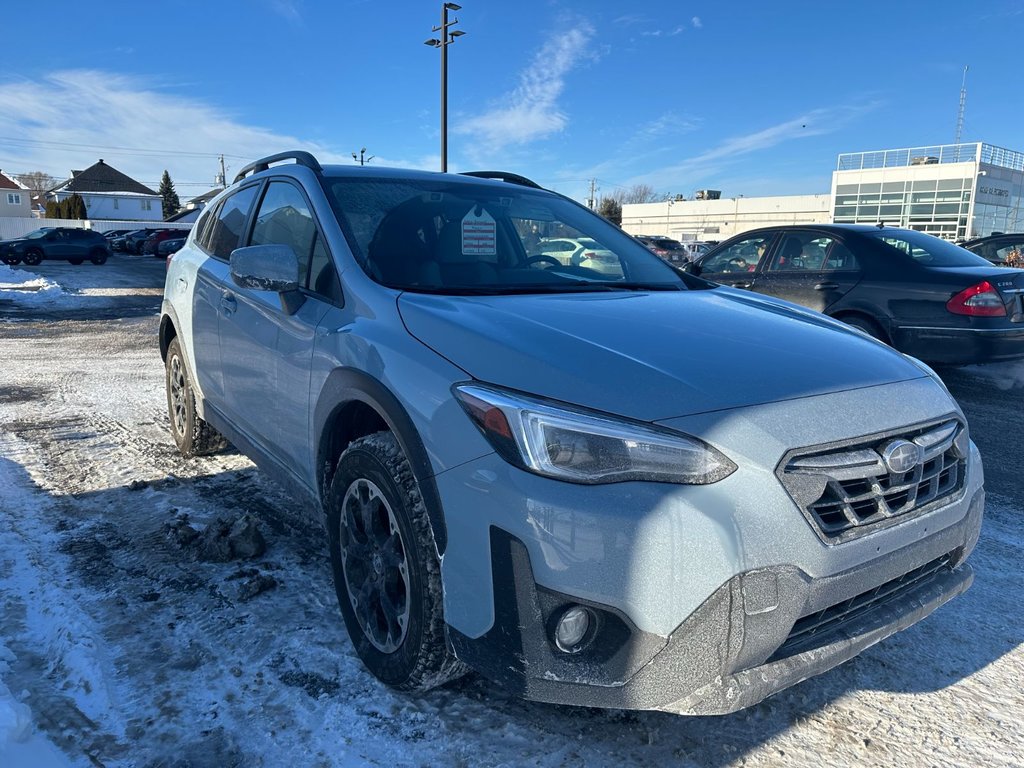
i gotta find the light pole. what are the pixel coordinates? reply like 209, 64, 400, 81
424, 3, 465, 172
351, 148, 374, 166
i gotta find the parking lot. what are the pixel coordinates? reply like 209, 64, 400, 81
1, 256, 1022, 767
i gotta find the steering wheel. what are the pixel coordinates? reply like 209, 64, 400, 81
523, 255, 561, 269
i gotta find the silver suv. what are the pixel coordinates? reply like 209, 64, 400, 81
160, 152, 983, 714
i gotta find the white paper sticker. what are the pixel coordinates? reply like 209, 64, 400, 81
461, 209, 496, 256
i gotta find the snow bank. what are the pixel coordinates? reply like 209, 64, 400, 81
0, 644, 74, 768
0, 264, 64, 306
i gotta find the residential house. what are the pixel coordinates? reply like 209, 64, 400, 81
166, 187, 224, 224
47, 159, 162, 222
0, 170, 31, 217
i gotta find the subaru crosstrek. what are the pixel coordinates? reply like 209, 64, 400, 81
160, 151, 983, 714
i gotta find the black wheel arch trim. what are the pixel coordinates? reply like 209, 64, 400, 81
314, 367, 448, 555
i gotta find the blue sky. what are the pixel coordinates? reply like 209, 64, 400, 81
1, 0, 1022, 204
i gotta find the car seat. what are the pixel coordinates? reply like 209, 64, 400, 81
436, 221, 499, 286
777, 236, 804, 268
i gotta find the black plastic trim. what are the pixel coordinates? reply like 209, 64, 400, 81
234, 150, 323, 183
459, 170, 543, 189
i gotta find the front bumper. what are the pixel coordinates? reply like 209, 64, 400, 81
449, 488, 982, 714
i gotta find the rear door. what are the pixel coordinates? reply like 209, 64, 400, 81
752, 230, 863, 312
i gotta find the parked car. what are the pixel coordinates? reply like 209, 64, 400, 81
161, 152, 982, 716
157, 237, 187, 257
0, 227, 109, 265
636, 235, 690, 264
143, 229, 186, 255
101, 229, 132, 241
124, 228, 161, 254
685, 225, 1024, 365
538, 236, 621, 275
961, 233, 1024, 268
109, 230, 138, 252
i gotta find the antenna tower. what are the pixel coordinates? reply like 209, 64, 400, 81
955, 65, 968, 144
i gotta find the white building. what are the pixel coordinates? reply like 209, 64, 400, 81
0, 170, 31, 217
622, 194, 831, 242
832, 142, 1024, 240
48, 159, 163, 222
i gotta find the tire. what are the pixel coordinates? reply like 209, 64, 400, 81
89, 249, 108, 265
69, 258, 84, 265
839, 314, 888, 344
165, 337, 227, 457
22, 249, 42, 266
327, 432, 466, 692
1, 256, 20, 266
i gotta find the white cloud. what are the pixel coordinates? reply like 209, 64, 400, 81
692, 16, 703, 29
0, 70, 414, 195
455, 21, 596, 154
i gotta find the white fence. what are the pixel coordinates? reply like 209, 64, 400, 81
0, 217, 192, 240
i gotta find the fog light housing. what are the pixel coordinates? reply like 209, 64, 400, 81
554, 605, 592, 653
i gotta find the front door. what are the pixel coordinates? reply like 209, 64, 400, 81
696, 232, 778, 290
752, 231, 862, 312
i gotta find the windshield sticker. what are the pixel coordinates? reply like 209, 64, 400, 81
462, 209, 497, 255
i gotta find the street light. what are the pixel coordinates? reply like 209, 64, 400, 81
351, 147, 374, 166
424, 2, 466, 172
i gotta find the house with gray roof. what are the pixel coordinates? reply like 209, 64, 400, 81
47, 159, 162, 221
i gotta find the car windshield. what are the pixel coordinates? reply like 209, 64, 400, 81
320, 176, 686, 294
870, 230, 994, 267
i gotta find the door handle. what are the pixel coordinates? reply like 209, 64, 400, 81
814, 282, 839, 291
220, 291, 237, 315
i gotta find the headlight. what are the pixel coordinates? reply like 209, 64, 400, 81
454, 384, 736, 485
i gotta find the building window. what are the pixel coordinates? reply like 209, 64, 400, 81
141, 199, 152, 211
6, 193, 21, 205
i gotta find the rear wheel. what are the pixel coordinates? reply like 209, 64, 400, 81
327, 432, 465, 691
1, 256, 20, 266
22, 249, 42, 266
89, 249, 108, 265
164, 337, 227, 457
839, 314, 888, 344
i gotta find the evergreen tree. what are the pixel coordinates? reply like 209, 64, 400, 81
597, 196, 622, 226
56, 198, 70, 219
159, 170, 181, 219
44, 200, 59, 218
67, 193, 88, 219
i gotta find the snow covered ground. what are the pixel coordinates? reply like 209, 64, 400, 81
1, 260, 1022, 767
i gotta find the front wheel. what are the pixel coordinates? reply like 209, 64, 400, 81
89, 249, 108, 265
839, 314, 888, 344
1, 256, 20, 266
327, 432, 465, 691
164, 337, 227, 457
22, 250, 42, 266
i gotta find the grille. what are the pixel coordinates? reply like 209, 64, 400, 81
780, 419, 967, 542
769, 554, 953, 662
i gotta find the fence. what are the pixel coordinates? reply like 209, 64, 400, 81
0, 217, 192, 241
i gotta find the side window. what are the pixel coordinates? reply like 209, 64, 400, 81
193, 208, 217, 251
702, 234, 773, 273
768, 233, 830, 272
249, 181, 317, 279
823, 241, 860, 271
208, 186, 259, 260
995, 241, 1024, 266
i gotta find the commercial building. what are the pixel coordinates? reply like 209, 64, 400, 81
620, 141, 1023, 242
832, 142, 1024, 240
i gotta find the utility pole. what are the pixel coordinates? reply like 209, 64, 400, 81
217, 154, 227, 188
424, 3, 466, 172
588, 179, 597, 210
955, 65, 968, 145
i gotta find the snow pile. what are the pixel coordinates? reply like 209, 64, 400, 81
0, 264, 64, 306
0, 644, 73, 768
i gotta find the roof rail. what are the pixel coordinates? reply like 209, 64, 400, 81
233, 151, 323, 183
460, 170, 543, 190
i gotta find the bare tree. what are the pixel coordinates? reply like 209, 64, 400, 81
15, 171, 59, 201
620, 184, 659, 205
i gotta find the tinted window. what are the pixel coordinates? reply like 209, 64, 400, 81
250, 181, 318, 276
194, 206, 219, 251
702, 234, 772, 273
308, 234, 343, 303
869, 230, 993, 267
208, 186, 259, 260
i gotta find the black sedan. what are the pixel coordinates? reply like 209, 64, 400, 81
961, 233, 1024, 268
685, 224, 1024, 364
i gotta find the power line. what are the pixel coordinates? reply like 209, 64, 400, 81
0, 136, 251, 160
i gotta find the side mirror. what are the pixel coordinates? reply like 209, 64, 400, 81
230, 244, 306, 314
681, 261, 699, 275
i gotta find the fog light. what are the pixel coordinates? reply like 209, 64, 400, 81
554, 606, 591, 652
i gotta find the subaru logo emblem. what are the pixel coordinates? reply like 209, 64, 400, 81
880, 439, 922, 474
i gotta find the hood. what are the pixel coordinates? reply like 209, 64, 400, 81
398, 287, 927, 422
